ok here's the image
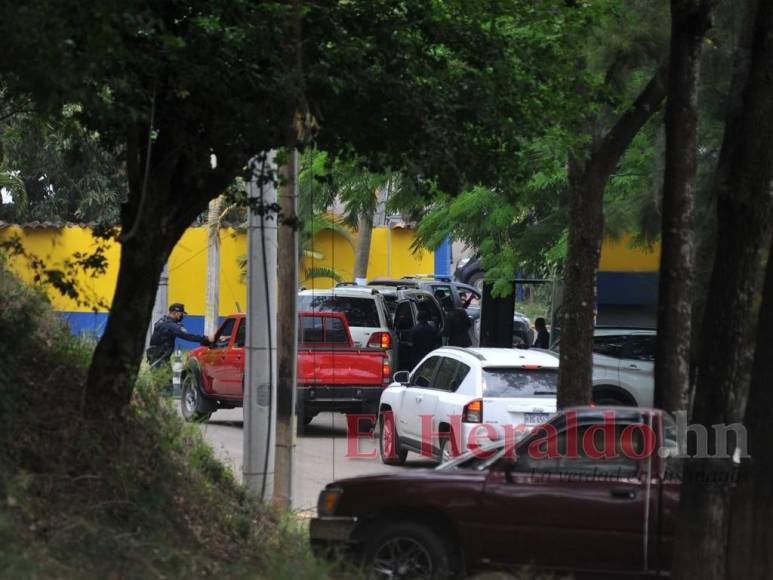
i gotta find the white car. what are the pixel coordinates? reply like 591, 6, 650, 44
297, 287, 396, 364
591, 328, 655, 407
541, 327, 656, 407
377, 347, 558, 465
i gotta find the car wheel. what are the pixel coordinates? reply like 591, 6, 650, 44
593, 387, 635, 407
180, 373, 213, 422
364, 521, 457, 580
379, 411, 407, 466
468, 271, 484, 292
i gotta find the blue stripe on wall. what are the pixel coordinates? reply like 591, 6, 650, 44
597, 272, 659, 306
59, 312, 214, 350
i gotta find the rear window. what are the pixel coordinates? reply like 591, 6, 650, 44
298, 295, 380, 328
483, 368, 558, 398
301, 315, 348, 344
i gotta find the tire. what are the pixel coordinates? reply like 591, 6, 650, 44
379, 411, 407, 466
180, 372, 214, 422
467, 271, 484, 292
364, 521, 457, 580
593, 387, 636, 407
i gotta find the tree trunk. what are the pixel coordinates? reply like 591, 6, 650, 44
654, 0, 713, 414
83, 119, 237, 423
558, 67, 668, 407
558, 165, 604, 407
274, 149, 298, 510
82, 232, 170, 420
727, 239, 773, 579
353, 212, 373, 282
672, 2, 773, 577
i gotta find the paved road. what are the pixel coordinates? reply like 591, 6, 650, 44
196, 408, 435, 512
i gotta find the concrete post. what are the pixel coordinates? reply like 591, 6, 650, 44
243, 152, 278, 500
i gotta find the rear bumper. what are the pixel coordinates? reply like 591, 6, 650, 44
297, 385, 385, 415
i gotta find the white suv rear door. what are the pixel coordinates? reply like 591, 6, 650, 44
480, 367, 558, 433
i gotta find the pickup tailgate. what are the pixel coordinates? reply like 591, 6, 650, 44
298, 348, 388, 386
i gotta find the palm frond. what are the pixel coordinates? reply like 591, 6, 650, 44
304, 266, 345, 283
305, 214, 355, 246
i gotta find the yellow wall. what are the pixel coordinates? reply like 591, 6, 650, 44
1, 224, 435, 314
0, 225, 121, 311
300, 226, 435, 289
1, 225, 660, 315
599, 235, 660, 272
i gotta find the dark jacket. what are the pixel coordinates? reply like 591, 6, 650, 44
446, 307, 473, 347
146, 316, 208, 365
534, 329, 550, 349
411, 321, 441, 366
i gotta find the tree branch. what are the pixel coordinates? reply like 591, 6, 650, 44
590, 65, 669, 180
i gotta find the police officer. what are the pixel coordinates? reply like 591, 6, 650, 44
146, 303, 210, 367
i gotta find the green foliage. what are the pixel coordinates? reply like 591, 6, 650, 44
0, 109, 125, 223
412, 0, 674, 293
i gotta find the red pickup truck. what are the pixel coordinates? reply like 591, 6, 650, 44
180, 311, 392, 425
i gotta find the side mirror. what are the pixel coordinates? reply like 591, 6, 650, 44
393, 370, 410, 384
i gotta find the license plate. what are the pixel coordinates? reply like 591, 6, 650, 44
524, 413, 549, 426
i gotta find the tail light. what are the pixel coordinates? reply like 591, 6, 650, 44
382, 360, 392, 384
368, 332, 392, 350
463, 399, 483, 423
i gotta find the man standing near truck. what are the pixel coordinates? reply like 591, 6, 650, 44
146, 303, 210, 367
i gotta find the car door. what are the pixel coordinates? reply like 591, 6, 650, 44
619, 333, 656, 407
201, 317, 236, 395
393, 300, 416, 371
477, 419, 649, 573
400, 356, 441, 442
592, 333, 625, 388
412, 356, 460, 454
218, 317, 245, 398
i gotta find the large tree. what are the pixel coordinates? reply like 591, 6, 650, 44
672, 0, 773, 577
654, 0, 714, 414
0, 0, 578, 422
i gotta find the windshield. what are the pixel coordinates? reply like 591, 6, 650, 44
298, 295, 380, 328
436, 442, 506, 471
482, 368, 558, 398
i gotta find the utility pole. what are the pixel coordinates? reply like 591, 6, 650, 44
145, 262, 169, 349
204, 196, 223, 337
243, 152, 278, 500
273, 149, 298, 510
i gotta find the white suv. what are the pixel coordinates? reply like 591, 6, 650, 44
591, 328, 655, 407
377, 347, 558, 465
297, 287, 396, 364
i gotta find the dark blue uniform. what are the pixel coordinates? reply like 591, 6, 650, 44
146, 316, 208, 366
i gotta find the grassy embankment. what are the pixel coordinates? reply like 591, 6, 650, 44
0, 264, 334, 579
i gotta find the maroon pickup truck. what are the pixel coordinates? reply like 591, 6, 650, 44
311, 406, 683, 578
180, 311, 392, 424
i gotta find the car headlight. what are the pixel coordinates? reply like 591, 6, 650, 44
317, 487, 343, 516
457, 256, 471, 269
